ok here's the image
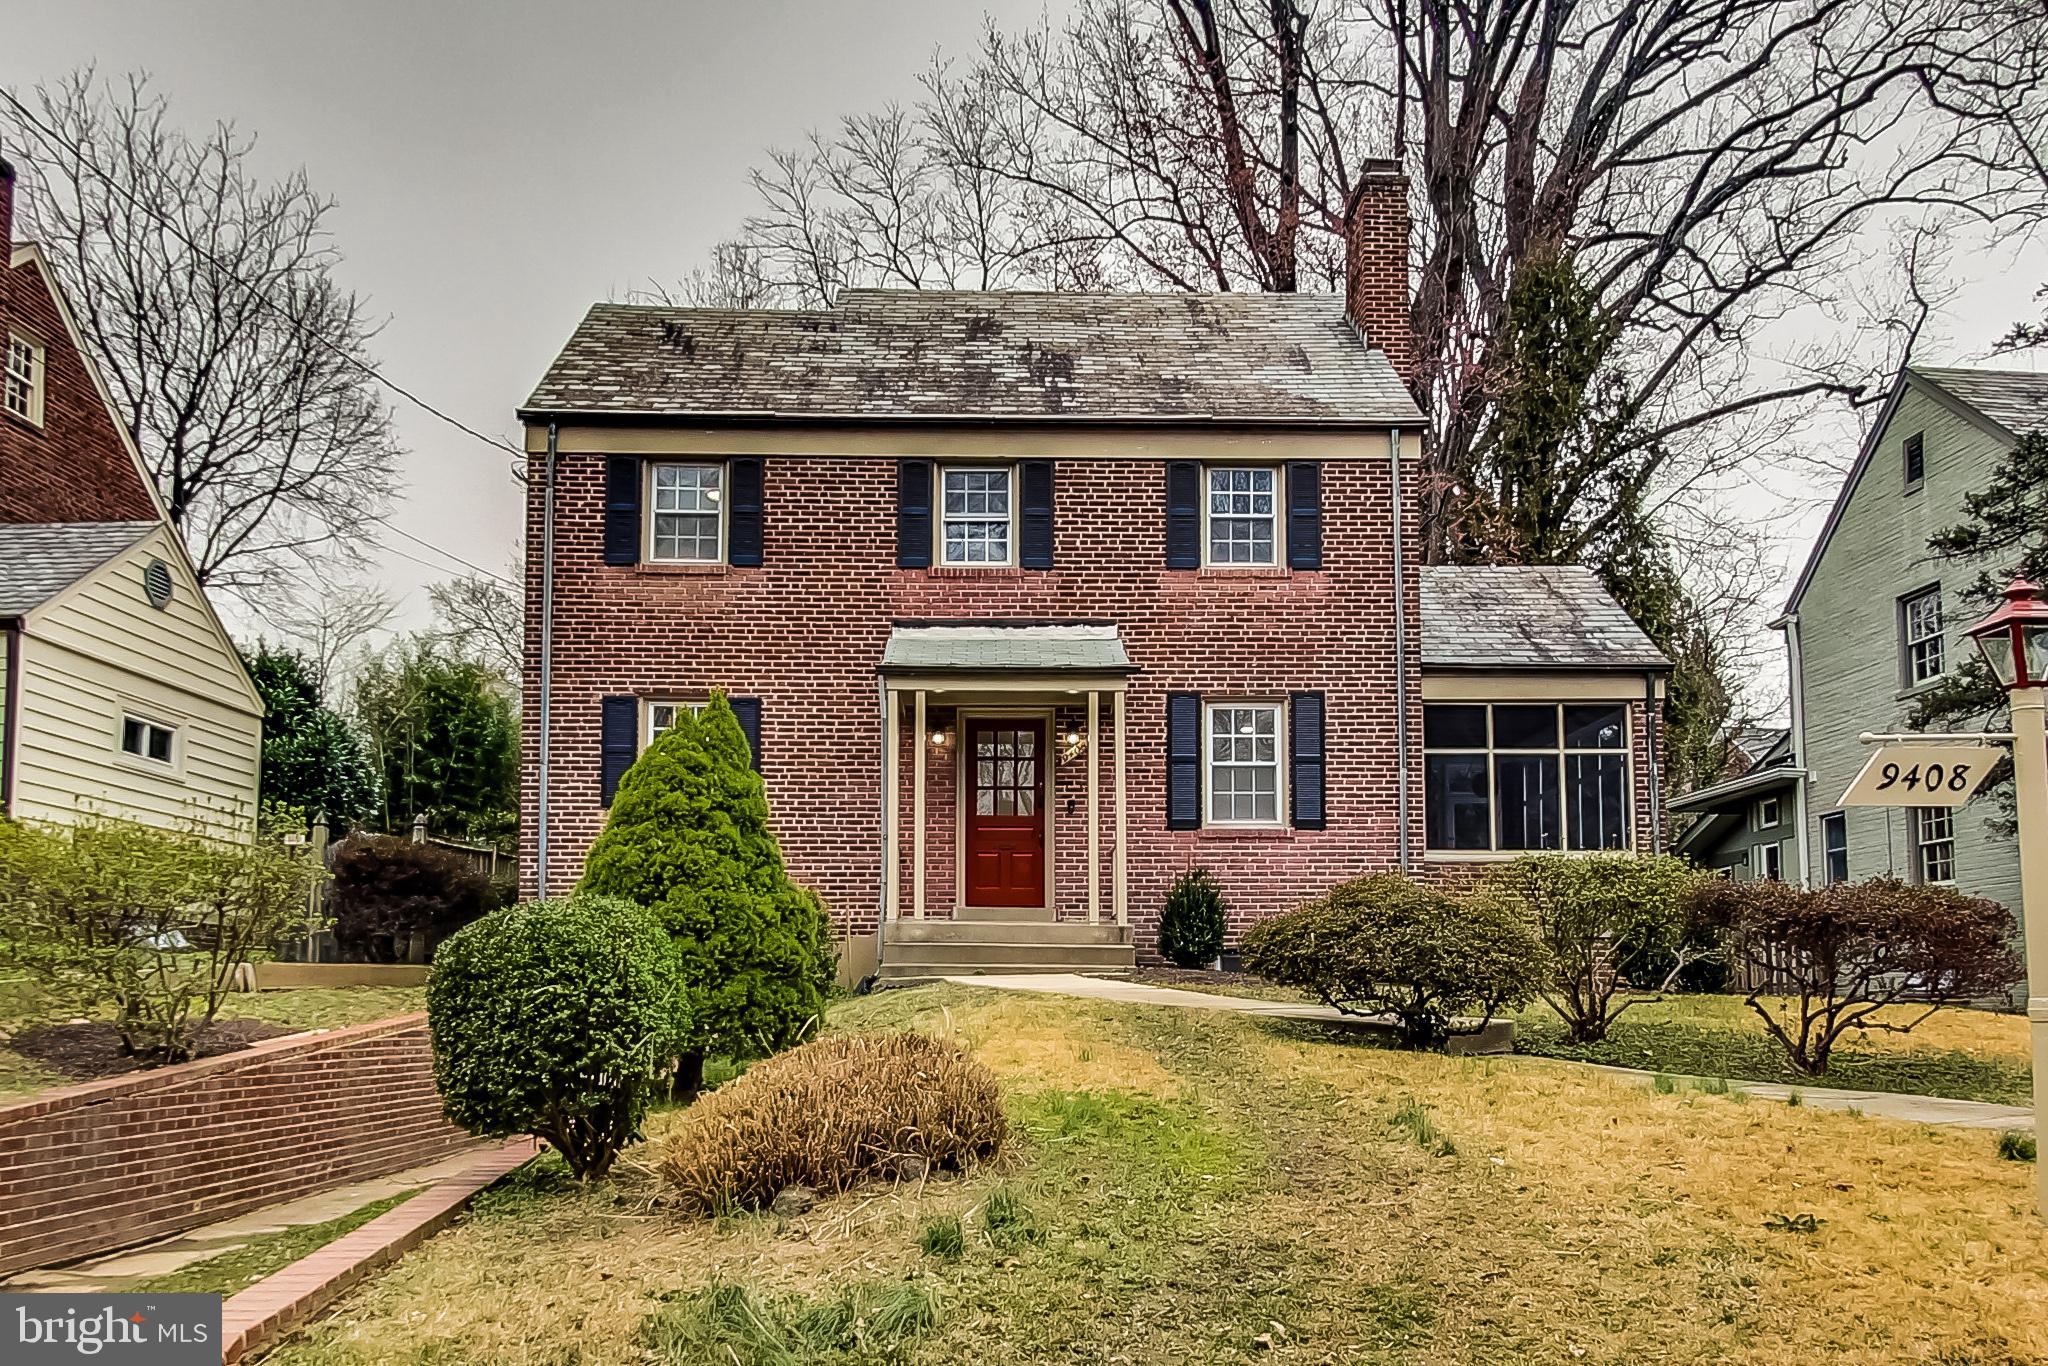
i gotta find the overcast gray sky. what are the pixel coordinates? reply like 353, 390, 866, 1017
3, 1, 2042, 657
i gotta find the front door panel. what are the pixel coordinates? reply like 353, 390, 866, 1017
964, 720, 1046, 908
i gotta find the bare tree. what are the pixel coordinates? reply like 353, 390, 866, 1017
2, 71, 403, 593
247, 577, 396, 698
425, 565, 523, 685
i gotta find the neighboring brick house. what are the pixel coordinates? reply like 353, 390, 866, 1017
519, 165, 1670, 975
0, 156, 263, 833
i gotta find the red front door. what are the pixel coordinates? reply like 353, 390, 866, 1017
964, 719, 1047, 908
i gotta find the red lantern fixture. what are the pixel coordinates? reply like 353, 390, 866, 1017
1965, 577, 2048, 691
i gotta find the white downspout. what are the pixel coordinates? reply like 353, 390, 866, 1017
1391, 427, 1412, 871
1781, 613, 1811, 887
536, 421, 558, 897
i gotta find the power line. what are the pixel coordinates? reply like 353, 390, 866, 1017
373, 515, 520, 589
0, 85, 527, 463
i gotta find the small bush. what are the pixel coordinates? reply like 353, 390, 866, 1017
1240, 873, 1545, 1048
330, 834, 496, 963
658, 1032, 1004, 1213
428, 896, 686, 1180
1479, 852, 1708, 1043
1158, 867, 1227, 968
639, 1279, 939, 1365
1692, 875, 2023, 1074
1998, 1131, 2037, 1163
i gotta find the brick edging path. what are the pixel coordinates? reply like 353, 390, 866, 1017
220, 1139, 537, 1363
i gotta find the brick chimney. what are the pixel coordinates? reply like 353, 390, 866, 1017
1343, 158, 1414, 387
0, 155, 14, 260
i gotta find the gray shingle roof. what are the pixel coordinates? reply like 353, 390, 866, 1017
1912, 365, 2048, 436
880, 623, 1134, 674
1421, 565, 1669, 671
0, 521, 156, 616
523, 290, 1423, 425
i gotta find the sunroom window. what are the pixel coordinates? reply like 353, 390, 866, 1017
1423, 702, 1630, 853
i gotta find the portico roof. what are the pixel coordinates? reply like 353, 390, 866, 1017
879, 623, 1136, 676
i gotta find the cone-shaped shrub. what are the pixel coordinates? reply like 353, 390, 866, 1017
580, 694, 832, 1092
428, 895, 686, 1180
1159, 867, 1227, 967
658, 1031, 1006, 1213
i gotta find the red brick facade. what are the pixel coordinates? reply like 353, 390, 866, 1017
0, 1014, 475, 1276
0, 160, 161, 527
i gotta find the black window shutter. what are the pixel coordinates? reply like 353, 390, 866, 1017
730, 696, 762, 772
1287, 462, 1322, 570
1019, 460, 1054, 569
897, 460, 933, 568
1290, 691, 1326, 829
604, 457, 641, 566
1165, 462, 1201, 568
1167, 692, 1203, 829
600, 695, 638, 806
728, 458, 764, 566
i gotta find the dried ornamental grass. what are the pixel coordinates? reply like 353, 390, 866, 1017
658, 1031, 1005, 1213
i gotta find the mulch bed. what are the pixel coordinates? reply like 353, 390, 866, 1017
1127, 966, 1277, 992
7, 1019, 298, 1085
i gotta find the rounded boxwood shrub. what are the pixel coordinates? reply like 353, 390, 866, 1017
1159, 867, 1227, 968
428, 895, 687, 1180
580, 694, 831, 1097
1241, 873, 1545, 1048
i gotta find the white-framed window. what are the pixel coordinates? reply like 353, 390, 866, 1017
1205, 465, 1278, 566
1912, 807, 1956, 885
4, 332, 43, 425
1422, 703, 1632, 853
1755, 840, 1784, 882
939, 465, 1014, 565
1205, 701, 1284, 826
1900, 586, 1944, 686
647, 462, 724, 563
1753, 795, 1782, 830
641, 698, 708, 751
119, 714, 176, 765
1822, 811, 1849, 885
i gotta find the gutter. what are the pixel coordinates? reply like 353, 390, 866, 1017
2, 617, 19, 818
535, 423, 557, 895
513, 407, 1427, 431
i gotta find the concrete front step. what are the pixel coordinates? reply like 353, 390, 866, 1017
879, 917, 1137, 978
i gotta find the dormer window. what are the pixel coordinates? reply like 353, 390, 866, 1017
4, 332, 42, 425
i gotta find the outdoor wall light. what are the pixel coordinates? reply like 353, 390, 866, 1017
929, 727, 954, 748
1059, 728, 1087, 763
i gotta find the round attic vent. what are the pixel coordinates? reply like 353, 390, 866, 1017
142, 559, 174, 610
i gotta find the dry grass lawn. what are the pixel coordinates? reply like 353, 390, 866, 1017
269, 985, 2047, 1366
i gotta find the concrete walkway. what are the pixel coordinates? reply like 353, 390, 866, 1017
946, 972, 2035, 1130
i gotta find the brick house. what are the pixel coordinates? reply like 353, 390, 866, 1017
519, 165, 1670, 976
0, 156, 263, 833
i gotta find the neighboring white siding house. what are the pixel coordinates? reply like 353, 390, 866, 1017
0, 520, 262, 836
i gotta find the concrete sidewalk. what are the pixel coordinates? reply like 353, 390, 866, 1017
948, 972, 2035, 1130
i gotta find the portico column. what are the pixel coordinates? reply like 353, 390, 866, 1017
1087, 690, 1101, 924
913, 689, 927, 921
1113, 688, 1128, 928
883, 687, 900, 922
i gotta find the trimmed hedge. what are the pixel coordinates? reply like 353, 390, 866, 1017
428, 895, 687, 1180
658, 1032, 1005, 1213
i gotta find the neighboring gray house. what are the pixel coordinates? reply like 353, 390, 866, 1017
1776, 365, 2044, 926
1669, 728, 1802, 880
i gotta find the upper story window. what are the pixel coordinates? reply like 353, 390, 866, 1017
119, 714, 176, 765
1753, 795, 1782, 830
1206, 466, 1277, 565
4, 332, 43, 426
1900, 585, 1944, 686
939, 466, 1013, 565
648, 462, 723, 563
1206, 701, 1283, 825
1902, 431, 1925, 491
1912, 806, 1955, 884
642, 697, 707, 750
1423, 702, 1631, 853
1821, 811, 1848, 884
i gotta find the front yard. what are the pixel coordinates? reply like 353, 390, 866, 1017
270, 984, 2046, 1365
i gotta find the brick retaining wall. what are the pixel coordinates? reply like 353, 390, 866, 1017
0, 1013, 475, 1277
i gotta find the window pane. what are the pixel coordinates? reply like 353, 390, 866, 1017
122, 718, 144, 755
1425, 754, 1490, 850
1822, 813, 1848, 885
940, 468, 1012, 565
1423, 705, 1487, 749
1563, 705, 1626, 750
1495, 754, 1560, 849
1565, 753, 1627, 850
147, 726, 173, 763
1206, 467, 1276, 565
1206, 704, 1282, 824
1493, 705, 1559, 750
